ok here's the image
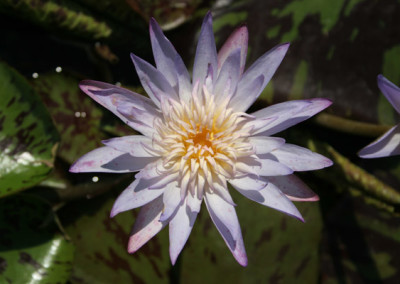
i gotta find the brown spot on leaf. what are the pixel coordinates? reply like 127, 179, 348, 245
276, 244, 290, 262
269, 270, 283, 284
255, 228, 273, 247
0, 257, 7, 274
18, 252, 41, 270
94, 249, 145, 284
294, 255, 310, 277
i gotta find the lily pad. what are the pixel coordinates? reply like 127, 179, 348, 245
60, 190, 171, 284
0, 194, 75, 284
31, 73, 105, 164
180, 190, 322, 283
0, 0, 112, 40
0, 62, 59, 197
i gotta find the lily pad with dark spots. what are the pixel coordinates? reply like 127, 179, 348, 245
0, 62, 59, 197
0, 194, 75, 283
31, 73, 106, 164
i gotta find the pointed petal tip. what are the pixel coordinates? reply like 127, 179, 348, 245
169, 249, 179, 266
68, 164, 78, 173
237, 257, 248, 267
287, 194, 320, 202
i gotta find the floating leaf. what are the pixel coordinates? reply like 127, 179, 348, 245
0, 62, 59, 197
0, 0, 112, 39
179, 190, 322, 283
31, 73, 105, 164
60, 190, 171, 284
0, 195, 75, 283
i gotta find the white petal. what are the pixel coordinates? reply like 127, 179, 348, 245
149, 18, 189, 91
229, 43, 289, 112
214, 48, 241, 101
217, 25, 248, 75
131, 53, 178, 106
236, 181, 304, 221
110, 177, 167, 217
102, 135, 158, 157
248, 136, 285, 154
79, 80, 160, 137
256, 158, 293, 176
378, 74, 400, 114
69, 146, 157, 173
128, 196, 167, 253
169, 198, 199, 264
229, 175, 268, 191
267, 175, 319, 202
160, 181, 181, 222
193, 11, 218, 87
269, 144, 333, 171
358, 124, 400, 158
205, 192, 247, 266
251, 99, 332, 136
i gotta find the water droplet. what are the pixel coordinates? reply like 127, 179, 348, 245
81, 112, 86, 118
55, 66, 62, 73
75, 112, 81, 118
92, 176, 99, 182
32, 73, 39, 79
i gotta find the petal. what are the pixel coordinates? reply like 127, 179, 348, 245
176, 55, 193, 104
236, 181, 304, 221
251, 98, 332, 136
169, 198, 199, 264
102, 135, 158, 157
149, 18, 190, 92
214, 48, 241, 102
160, 181, 181, 222
79, 80, 160, 137
378, 74, 400, 114
256, 158, 293, 176
131, 53, 178, 106
218, 25, 248, 75
268, 144, 333, 171
267, 175, 319, 202
229, 175, 268, 191
128, 196, 168, 253
193, 11, 218, 87
248, 136, 285, 155
110, 177, 167, 217
69, 146, 157, 173
229, 43, 290, 112
205, 192, 247, 266
358, 124, 400, 158
228, 75, 264, 112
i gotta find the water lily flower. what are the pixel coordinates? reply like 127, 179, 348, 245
70, 12, 332, 266
359, 75, 400, 158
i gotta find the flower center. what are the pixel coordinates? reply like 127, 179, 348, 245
152, 85, 256, 197
191, 128, 212, 148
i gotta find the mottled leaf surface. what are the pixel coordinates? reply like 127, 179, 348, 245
32, 73, 105, 164
0, 195, 75, 283
60, 190, 170, 284
0, 62, 59, 197
0, 0, 112, 39
179, 189, 322, 283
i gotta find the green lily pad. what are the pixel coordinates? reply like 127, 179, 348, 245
0, 62, 59, 197
0, 0, 112, 40
31, 73, 105, 164
60, 190, 171, 284
0, 194, 75, 284
180, 190, 322, 283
